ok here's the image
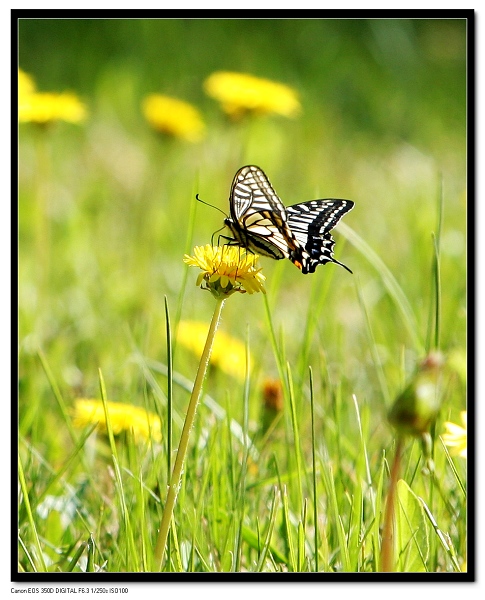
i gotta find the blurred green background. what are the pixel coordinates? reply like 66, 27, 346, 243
18, 15, 467, 424
19, 18, 466, 141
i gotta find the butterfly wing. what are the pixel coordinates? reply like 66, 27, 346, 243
286, 199, 354, 274
225, 166, 354, 274
225, 165, 299, 260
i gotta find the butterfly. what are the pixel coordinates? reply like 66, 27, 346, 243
223, 165, 354, 274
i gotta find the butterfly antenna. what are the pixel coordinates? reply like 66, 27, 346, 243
196, 194, 228, 218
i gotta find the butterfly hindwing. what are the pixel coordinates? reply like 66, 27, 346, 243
224, 165, 354, 274
286, 199, 354, 274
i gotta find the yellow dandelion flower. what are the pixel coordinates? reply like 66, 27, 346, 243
184, 244, 266, 298
19, 91, 88, 124
177, 320, 249, 380
18, 68, 36, 101
142, 93, 206, 142
204, 71, 301, 119
72, 399, 161, 444
442, 411, 467, 458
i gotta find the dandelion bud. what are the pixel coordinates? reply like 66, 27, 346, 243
388, 352, 445, 437
260, 378, 284, 434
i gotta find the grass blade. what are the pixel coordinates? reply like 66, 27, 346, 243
18, 453, 48, 572
309, 367, 319, 572
338, 222, 424, 354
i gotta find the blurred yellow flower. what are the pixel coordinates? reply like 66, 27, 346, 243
18, 68, 36, 100
442, 411, 467, 458
183, 244, 266, 297
177, 320, 249, 380
204, 71, 301, 119
142, 93, 206, 142
19, 92, 88, 124
72, 398, 161, 444
18, 69, 87, 124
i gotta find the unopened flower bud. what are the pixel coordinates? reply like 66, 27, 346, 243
388, 352, 445, 437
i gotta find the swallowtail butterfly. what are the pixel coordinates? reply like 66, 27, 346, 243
224, 165, 354, 274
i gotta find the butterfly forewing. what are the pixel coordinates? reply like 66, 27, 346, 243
224, 165, 354, 273
287, 199, 354, 274
225, 166, 299, 259
230, 165, 287, 219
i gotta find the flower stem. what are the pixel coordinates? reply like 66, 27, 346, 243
154, 296, 226, 570
381, 436, 404, 572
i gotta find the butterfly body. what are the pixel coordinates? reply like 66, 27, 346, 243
224, 165, 354, 274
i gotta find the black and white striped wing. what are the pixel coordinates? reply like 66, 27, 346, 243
225, 165, 299, 260
286, 199, 354, 274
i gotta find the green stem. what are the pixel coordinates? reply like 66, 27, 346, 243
154, 296, 226, 570
381, 436, 404, 572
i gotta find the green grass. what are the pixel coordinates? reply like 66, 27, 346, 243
18, 18, 468, 574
